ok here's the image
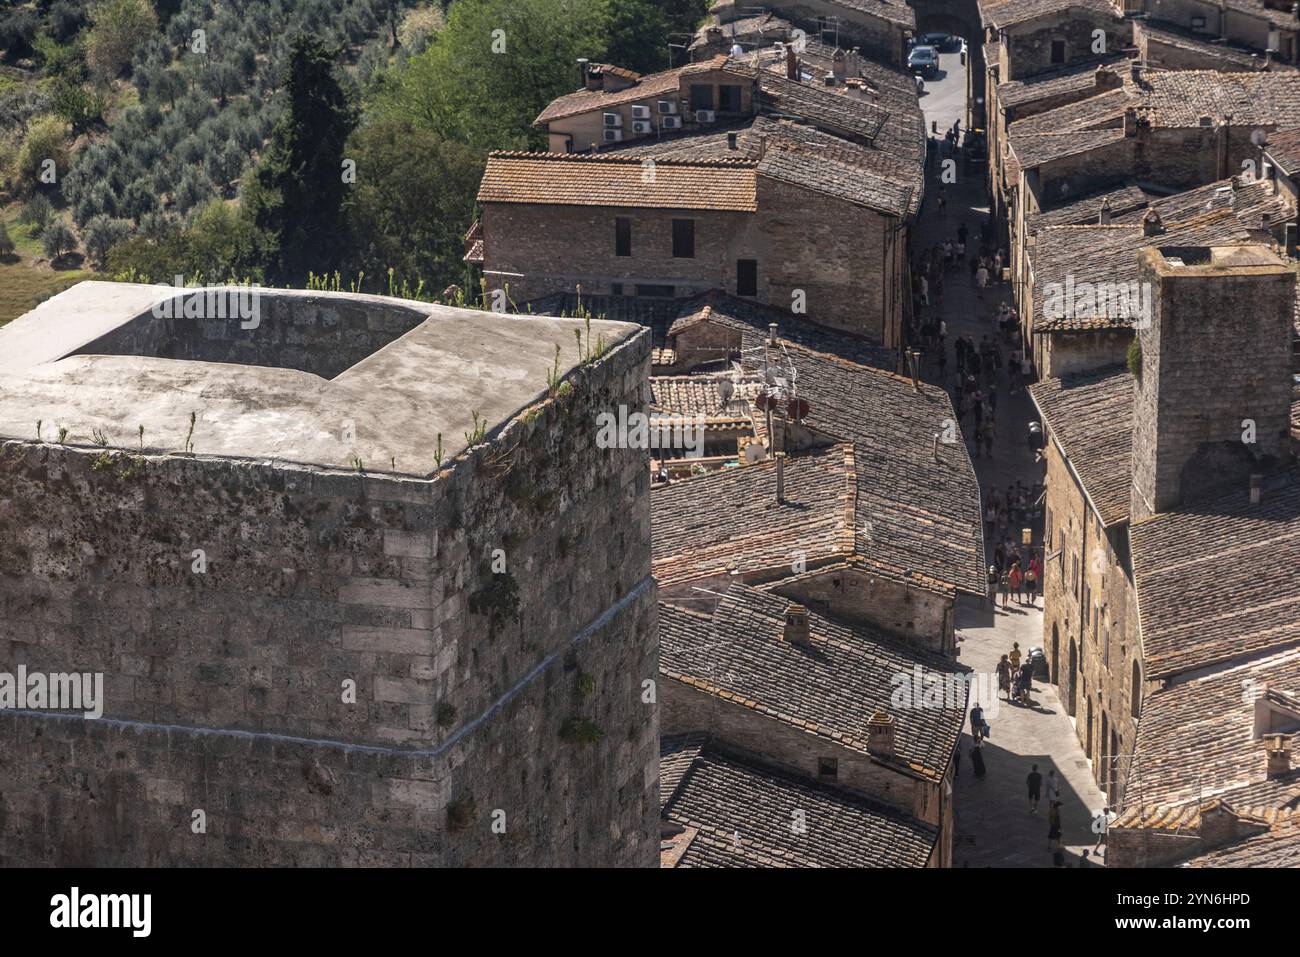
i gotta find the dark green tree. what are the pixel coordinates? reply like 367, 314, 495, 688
244, 35, 358, 282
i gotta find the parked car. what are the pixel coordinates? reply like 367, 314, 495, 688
908, 45, 939, 77
918, 32, 956, 51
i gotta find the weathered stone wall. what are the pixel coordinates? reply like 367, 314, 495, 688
72, 292, 430, 380
1041, 328, 1132, 378
0, 328, 661, 867
1040, 433, 1142, 804
769, 569, 955, 655
1149, 1, 1299, 63
482, 179, 894, 343
1002, 13, 1129, 81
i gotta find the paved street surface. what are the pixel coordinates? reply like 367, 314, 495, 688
916, 47, 1107, 867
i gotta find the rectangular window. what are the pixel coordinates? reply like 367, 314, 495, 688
672, 218, 695, 259
818, 757, 838, 779
736, 259, 757, 296
689, 84, 713, 111
1050, 40, 1066, 64
614, 216, 631, 257
718, 84, 742, 112
610, 282, 624, 296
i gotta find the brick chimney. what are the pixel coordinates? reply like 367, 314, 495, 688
867, 712, 896, 757
786, 44, 799, 80
1099, 197, 1113, 225
783, 602, 810, 644
1266, 733, 1292, 777
1130, 244, 1297, 519
832, 48, 847, 81
1141, 207, 1164, 236
1123, 105, 1138, 138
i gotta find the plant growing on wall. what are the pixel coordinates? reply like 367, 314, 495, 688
559, 715, 603, 745
467, 565, 520, 638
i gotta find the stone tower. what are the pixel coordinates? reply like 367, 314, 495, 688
1130, 244, 1297, 521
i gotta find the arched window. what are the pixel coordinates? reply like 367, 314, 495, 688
1131, 661, 1142, 719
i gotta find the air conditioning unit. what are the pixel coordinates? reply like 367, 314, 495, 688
661, 115, 682, 130
630, 104, 651, 120
632, 120, 652, 134
657, 99, 678, 115
603, 112, 622, 128
603, 128, 623, 142
695, 109, 716, 123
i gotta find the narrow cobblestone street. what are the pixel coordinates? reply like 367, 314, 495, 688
916, 47, 1106, 867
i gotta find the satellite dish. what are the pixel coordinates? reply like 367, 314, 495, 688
788, 397, 811, 421
718, 379, 734, 404
744, 443, 766, 464
1251, 128, 1267, 147
755, 392, 771, 411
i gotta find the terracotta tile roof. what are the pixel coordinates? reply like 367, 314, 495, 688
1220, 0, 1300, 31
660, 584, 968, 775
605, 114, 922, 217
688, 13, 792, 51
1124, 647, 1300, 813
1007, 127, 1127, 172
1027, 178, 1289, 331
822, 0, 916, 29
650, 376, 732, 417
477, 151, 758, 211
1266, 127, 1300, 176
756, 73, 893, 144
1182, 819, 1300, 867
652, 341, 986, 595
1130, 471, 1300, 679
659, 736, 937, 867
659, 731, 707, 806
979, 0, 1116, 30
652, 444, 856, 586
1135, 70, 1300, 128
996, 59, 1125, 112
1026, 183, 1152, 234
1030, 366, 1134, 527
534, 54, 732, 124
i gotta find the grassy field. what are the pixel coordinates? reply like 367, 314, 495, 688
0, 215, 98, 327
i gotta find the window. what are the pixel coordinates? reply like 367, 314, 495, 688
736, 259, 758, 296
718, 84, 742, 112
672, 219, 695, 258
1191, 15, 1206, 30
1050, 40, 1066, 64
689, 84, 713, 111
1131, 662, 1142, 719
634, 283, 675, 298
610, 283, 624, 296
818, 757, 838, 779
614, 217, 632, 257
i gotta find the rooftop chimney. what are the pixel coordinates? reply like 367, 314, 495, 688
1123, 105, 1138, 138
758, 134, 769, 160
1266, 733, 1292, 778
727, 131, 739, 150
1099, 197, 1113, 225
1141, 208, 1164, 236
783, 602, 810, 644
767, 321, 778, 344
832, 48, 847, 80
776, 451, 786, 503
577, 57, 589, 87
867, 712, 897, 757
786, 44, 799, 81
906, 348, 921, 392
1250, 473, 1263, 504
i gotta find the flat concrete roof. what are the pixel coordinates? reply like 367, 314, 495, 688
0, 282, 644, 476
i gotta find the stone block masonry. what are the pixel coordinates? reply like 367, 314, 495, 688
0, 285, 659, 867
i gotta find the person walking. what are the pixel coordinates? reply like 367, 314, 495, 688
1009, 642, 1022, 672
969, 702, 986, 742
1027, 764, 1043, 813
1009, 561, 1023, 604
1048, 800, 1063, 850
996, 654, 1012, 700
1018, 659, 1035, 705
1025, 553, 1041, 606
999, 568, 1012, 609
1046, 769, 1060, 804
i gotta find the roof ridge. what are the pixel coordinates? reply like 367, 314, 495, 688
485, 149, 758, 168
